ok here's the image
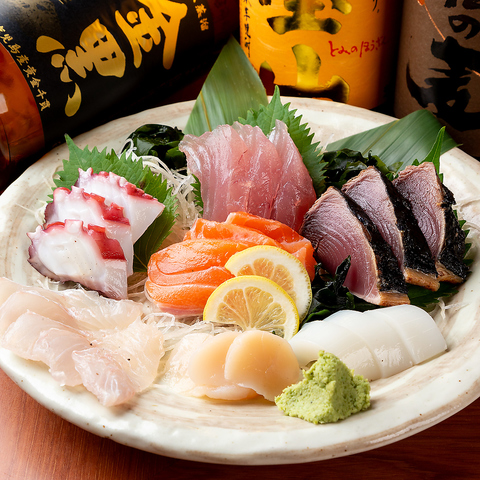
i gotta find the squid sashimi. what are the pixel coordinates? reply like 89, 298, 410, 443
75, 168, 164, 243
179, 121, 316, 231
0, 278, 164, 406
268, 120, 317, 232
45, 186, 135, 276
225, 212, 316, 280
289, 305, 447, 381
27, 220, 128, 300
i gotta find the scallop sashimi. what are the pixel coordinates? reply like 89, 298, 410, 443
187, 331, 258, 400
75, 167, 164, 243
45, 186, 135, 276
27, 220, 128, 300
224, 330, 302, 401
289, 305, 447, 380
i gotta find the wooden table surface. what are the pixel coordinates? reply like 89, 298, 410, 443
1, 366, 480, 480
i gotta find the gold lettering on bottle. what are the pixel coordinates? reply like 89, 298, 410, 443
115, 0, 188, 69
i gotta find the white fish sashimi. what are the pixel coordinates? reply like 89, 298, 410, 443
289, 305, 447, 381
0, 290, 78, 336
73, 319, 164, 406
1, 311, 91, 386
45, 186, 135, 276
0, 278, 165, 406
60, 289, 144, 331
75, 168, 164, 243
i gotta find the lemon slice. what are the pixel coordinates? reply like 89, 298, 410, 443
203, 275, 300, 340
225, 245, 312, 320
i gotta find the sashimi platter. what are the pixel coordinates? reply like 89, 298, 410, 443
1, 48, 480, 464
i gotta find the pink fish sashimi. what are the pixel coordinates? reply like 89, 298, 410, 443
75, 168, 164, 243
179, 122, 283, 223
45, 186, 134, 276
268, 120, 317, 232
27, 220, 128, 300
179, 121, 315, 231
0, 279, 165, 406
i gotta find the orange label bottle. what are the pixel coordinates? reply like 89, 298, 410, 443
240, 0, 402, 109
0, 0, 238, 190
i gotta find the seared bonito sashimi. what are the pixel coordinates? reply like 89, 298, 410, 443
342, 166, 439, 291
300, 187, 410, 306
28, 220, 128, 300
179, 121, 316, 231
393, 162, 468, 283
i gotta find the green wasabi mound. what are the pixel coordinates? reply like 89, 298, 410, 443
275, 351, 370, 424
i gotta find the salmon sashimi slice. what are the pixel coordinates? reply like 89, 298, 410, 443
225, 211, 317, 280
146, 239, 255, 315
183, 218, 283, 248
147, 239, 256, 276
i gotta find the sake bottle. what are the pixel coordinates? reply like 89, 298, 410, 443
0, 0, 238, 190
239, 0, 403, 111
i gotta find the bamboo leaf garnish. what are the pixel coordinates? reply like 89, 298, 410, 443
326, 109, 458, 173
184, 36, 268, 136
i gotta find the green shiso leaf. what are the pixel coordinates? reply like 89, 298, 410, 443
326, 109, 458, 173
53, 135, 177, 273
239, 86, 327, 195
185, 36, 268, 136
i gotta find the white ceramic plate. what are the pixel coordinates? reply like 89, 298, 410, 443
1, 99, 480, 465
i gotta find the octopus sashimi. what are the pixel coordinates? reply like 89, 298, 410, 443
27, 220, 128, 300
268, 120, 317, 232
45, 186, 135, 276
75, 168, 164, 243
